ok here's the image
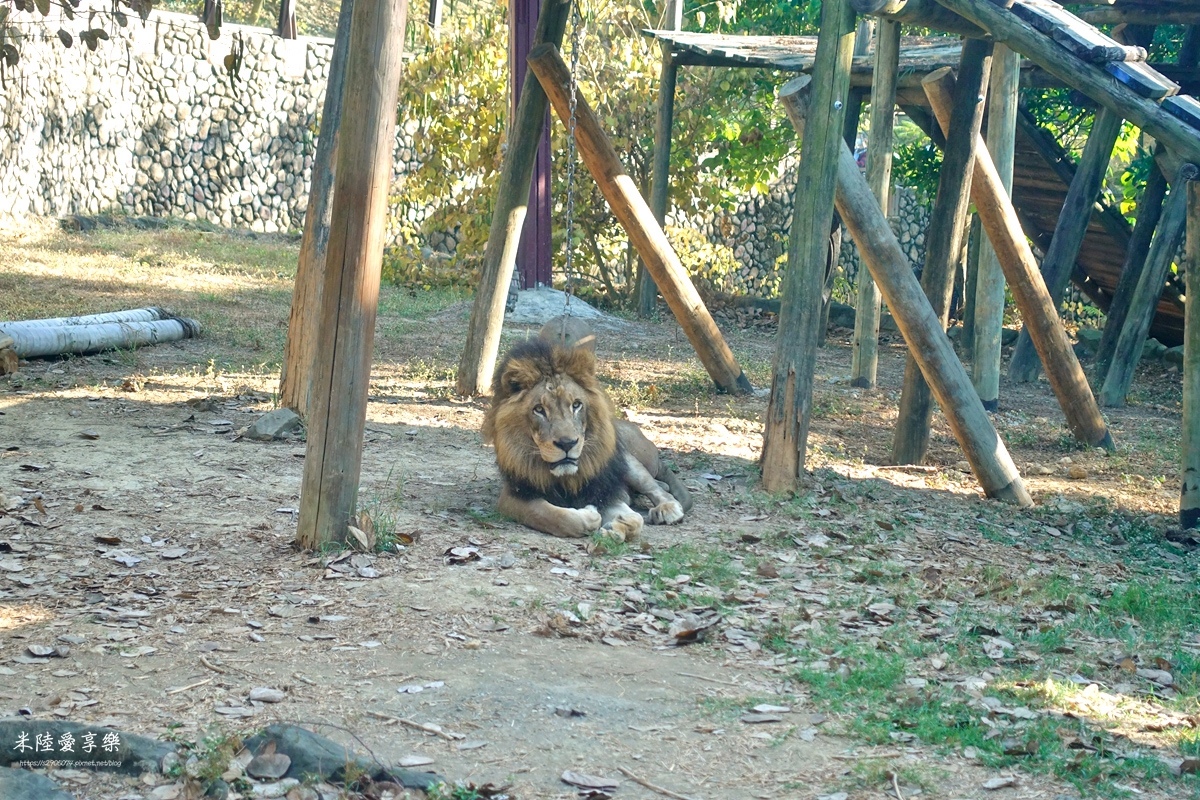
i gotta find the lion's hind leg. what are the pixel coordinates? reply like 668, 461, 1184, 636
623, 453, 684, 525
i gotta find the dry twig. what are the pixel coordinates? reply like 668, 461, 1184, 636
365, 710, 465, 741
616, 766, 699, 800
166, 677, 212, 695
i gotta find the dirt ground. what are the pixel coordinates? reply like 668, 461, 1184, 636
1, 221, 1198, 800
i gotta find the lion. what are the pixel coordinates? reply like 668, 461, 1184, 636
481, 331, 692, 540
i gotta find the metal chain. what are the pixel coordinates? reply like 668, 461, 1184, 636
563, 1, 584, 315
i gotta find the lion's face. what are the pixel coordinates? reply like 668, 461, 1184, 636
482, 338, 618, 494
525, 376, 590, 475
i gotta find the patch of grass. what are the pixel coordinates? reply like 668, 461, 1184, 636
634, 543, 739, 608
587, 531, 631, 557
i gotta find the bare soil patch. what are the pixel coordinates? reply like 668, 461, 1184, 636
1, 220, 1197, 800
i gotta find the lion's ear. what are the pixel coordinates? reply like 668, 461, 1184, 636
558, 345, 598, 387
499, 358, 543, 397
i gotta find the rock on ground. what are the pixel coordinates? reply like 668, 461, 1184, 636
505, 288, 628, 329
0, 720, 174, 773
247, 408, 303, 441
243, 724, 440, 790
0, 766, 74, 800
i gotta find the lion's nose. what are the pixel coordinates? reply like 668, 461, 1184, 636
554, 438, 579, 454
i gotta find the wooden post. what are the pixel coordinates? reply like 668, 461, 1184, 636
510, 0, 554, 292
528, 44, 753, 394
961, 214, 981, 359
1099, 162, 1200, 408
892, 38, 992, 466
851, 17, 900, 389
780, 76, 1032, 506
1096, 156, 1168, 379
819, 18, 872, 349
1183, 181, 1200, 529
759, 0, 856, 492
925, 69, 1114, 450
1008, 105, 1122, 383
296, 0, 409, 550
455, 0, 571, 397
278, 0, 298, 38
639, 0, 684, 318
279, 0, 354, 420
972, 43, 1019, 411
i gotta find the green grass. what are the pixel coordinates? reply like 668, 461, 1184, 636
623, 543, 741, 609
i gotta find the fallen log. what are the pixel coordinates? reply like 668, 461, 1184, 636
1, 318, 202, 359
0, 307, 170, 332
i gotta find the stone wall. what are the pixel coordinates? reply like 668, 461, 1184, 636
0, 7, 927, 299
691, 158, 932, 302
0, 8, 423, 236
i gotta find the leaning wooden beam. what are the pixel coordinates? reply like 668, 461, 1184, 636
893, 39, 992, 466
1096, 153, 1168, 378
925, 69, 1115, 450
279, 0, 354, 419
1099, 162, 1200, 408
973, 44, 1019, 412
1079, 10, 1200, 27
527, 44, 753, 395
1183, 182, 1200, 530
780, 76, 1032, 506
851, 18, 901, 389
758, 0, 856, 492
639, 0, 684, 318
297, 0, 409, 549
851, 0, 985, 37
456, 0, 571, 397
1008, 105, 1122, 383
936, 0, 1200, 166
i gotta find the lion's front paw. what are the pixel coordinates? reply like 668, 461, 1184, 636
606, 510, 644, 542
649, 500, 684, 525
576, 505, 603, 532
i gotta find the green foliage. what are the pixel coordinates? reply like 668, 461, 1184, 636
893, 139, 942, 202
381, 0, 827, 303
388, 1, 507, 287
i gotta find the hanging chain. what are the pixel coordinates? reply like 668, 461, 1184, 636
563, 1, 585, 315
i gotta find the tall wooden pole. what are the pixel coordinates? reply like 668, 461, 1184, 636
819, 20, 873, 348
1099, 162, 1200, 408
892, 38, 991, 466
851, 18, 900, 389
1096, 157, 1168, 379
1183, 182, 1200, 530
279, 0, 355, 419
528, 45, 752, 394
296, 0, 409, 550
780, 76, 1031, 506
639, 0, 684, 318
760, 0, 856, 493
972, 43, 1018, 411
1008, 106, 1122, 383
961, 214, 981, 358
456, 0, 571, 397
925, 69, 1114, 450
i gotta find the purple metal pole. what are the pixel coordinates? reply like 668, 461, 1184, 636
510, 0, 554, 288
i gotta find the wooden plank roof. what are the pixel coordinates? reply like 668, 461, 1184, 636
643, 30, 964, 80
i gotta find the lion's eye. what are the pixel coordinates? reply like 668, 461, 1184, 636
572, 400, 583, 412
533, 405, 546, 416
